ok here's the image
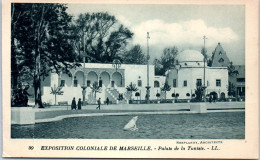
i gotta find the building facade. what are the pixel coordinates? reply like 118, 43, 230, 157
210, 43, 245, 98
165, 50, 228, 100
41, 63, 166, 104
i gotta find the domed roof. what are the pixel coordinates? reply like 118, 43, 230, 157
176, 50, 204, 62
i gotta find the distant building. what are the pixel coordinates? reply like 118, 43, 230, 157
229, 65, 245, 98
165, 50, 228, 100
210, 43, 245, 98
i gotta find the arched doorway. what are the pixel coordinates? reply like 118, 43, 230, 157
210, 92, 218, 101
100, 72, 110, 87
87, 71, 98, 86
220, 92, 225, 100
112, 72, 122, 87
74, 71, 84, 87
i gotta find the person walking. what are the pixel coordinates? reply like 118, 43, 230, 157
71, 97, 76, 110
96, 98, 101, 110
78, 98, 82, 110
106, 97, 109, 105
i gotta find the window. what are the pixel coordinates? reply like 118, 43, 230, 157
87, 80, 91, 87
196, 79, 202, 87
218, 58, 224, 63
60, 80, 65, 87
216, 79, 221, 87
154, 81, 160, 88
197, 63, 200, 66
183, 80, 187, 87
138, 80, 142, 87
237, 78, 245, 82
219, 51, 222, 55
185, 63, 187, 66
173, 79, 177, 88
74, 80, 78, 87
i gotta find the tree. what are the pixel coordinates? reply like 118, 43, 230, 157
122, 45, 146, 64
126, 82, 138, 101
195, 86, 204, 102
154, 47, 178, 75
72, 12, 133, 63
91, 81, 102, 98
11, 3, 79, 108
50, 85, 64, 105
228, 61, 239, 76
161, 82, 171, 99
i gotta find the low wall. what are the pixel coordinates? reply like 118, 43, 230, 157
11, 107, 35, 125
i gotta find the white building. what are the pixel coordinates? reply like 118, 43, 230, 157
165, 50, 228, 100
41, 49, 228, 104
41, 63, 165, 104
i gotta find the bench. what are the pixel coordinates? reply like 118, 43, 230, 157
58, 101, 68, 106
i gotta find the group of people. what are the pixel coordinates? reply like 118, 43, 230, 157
71, 97, 110, 110
71, 98, 82, 110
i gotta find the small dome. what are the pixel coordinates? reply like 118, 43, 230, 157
176, 50, 204, 62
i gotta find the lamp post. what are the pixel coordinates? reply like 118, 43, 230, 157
145, 32, 151, 103
202, 35, 207, 102
81, 31, 87, 105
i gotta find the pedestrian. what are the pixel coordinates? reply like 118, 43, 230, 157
96, 98, 101, 110
71, 97, 76, 110
78, 98, 82, 110
106, 97, 109, 105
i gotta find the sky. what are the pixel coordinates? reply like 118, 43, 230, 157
67, 4, 245, 65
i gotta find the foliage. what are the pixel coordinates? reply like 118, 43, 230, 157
50, 85, 64, 105
91, 81, 102, 98
161, 82, 171, 99
12, 84, 31, 107
228, 62, 239, 76
126, 82, 138, 100
228, 82, 236, 97
122, 45, 146, 64
11, 3, 80, 107
72, 12, 133, 63
154, 47, 178, 75
195, 86, 204, 102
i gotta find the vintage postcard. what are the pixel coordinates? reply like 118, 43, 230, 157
2, 0, 259, 158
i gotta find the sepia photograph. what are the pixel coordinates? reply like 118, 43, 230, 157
2, 0, 258, 158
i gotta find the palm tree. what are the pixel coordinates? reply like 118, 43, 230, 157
50, 85, 64, 105
91, 81, 102, 98
126, 82, 138, 101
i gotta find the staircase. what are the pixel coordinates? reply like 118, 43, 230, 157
105, 88, 129, 104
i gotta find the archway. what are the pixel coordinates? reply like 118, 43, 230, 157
100, 72, 110, 87
87, 71, 98, 86
210, 92, 218, 101
220, 92, 225, 100
74, 71, 84, 87
112, 72, 122, 87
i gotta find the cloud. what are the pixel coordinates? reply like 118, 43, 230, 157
131, 19, 239, 48
116, 15, 132, 28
